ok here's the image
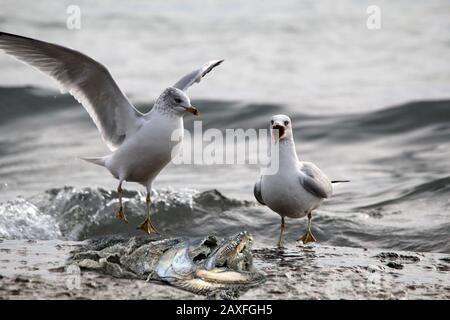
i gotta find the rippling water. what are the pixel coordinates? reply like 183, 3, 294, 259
0, 88, 449, 253
0, 1, 449, 253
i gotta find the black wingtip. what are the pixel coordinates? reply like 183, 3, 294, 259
202, 60, 224, 78
0, 31, 24, 39
0, 31, 43, 43
0, 31, 12, 38
331, 180, 350, 183
211, 59, 224, 69
209, 60, 224, 69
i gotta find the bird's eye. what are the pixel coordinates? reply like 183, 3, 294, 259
284, 120, 289, 126
270, 120, 274, 125
174, 98, 182, 104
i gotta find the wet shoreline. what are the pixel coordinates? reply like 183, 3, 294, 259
0, 239, 448, 300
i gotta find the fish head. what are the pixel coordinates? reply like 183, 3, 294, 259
154, 232, 264, 294
203, 231, 253, 271
154, 235, 219, 279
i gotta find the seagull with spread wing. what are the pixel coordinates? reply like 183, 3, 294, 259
0, 31, 223, 234
253, 115, 348, 247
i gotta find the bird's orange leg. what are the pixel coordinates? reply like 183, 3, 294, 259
298, 211, 316, 244
137, 192, 159, 234
115, 182, 128, 223
277, 216, 285, 248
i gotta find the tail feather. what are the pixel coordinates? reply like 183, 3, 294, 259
80, 157, 105, 167
331, 180, 350, 183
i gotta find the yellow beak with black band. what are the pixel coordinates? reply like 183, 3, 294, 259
185, 105, 199, 116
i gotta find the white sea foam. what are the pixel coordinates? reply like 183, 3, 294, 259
0, 197, 62, 240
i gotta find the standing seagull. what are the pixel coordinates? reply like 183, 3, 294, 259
0, 31, 223, 234
254, 114, 347, 247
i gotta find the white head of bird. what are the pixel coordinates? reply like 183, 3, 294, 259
270, 114, 293, 144
156, 87, 198, 116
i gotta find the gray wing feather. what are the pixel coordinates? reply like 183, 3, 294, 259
300, 162, 333, 199
173, 60, 224, 91
0, 32, 143, 151
253, 179, 266, 205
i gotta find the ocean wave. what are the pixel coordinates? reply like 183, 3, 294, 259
358, 176, 450, 209
0, 197, 61, 240
0, 186, 448, 254
315, 214, 450, 254
0, 86, 77, 124
2, 86, 449, 137
0, 186, 252, 241
349, 100, 450, 135
1, 87, 449, 253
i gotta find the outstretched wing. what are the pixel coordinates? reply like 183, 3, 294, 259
0, 32, 143, 151
173, 60, 224, 91
253, 178, 266, 205
299, 162, 333, 199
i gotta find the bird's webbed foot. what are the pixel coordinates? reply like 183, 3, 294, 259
137, 218, 159, 235
298, 230, 316, 244
116, 205, 128, 223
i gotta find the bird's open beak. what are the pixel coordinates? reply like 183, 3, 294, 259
185, 106, 199, 116
272, 124, 286, 143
